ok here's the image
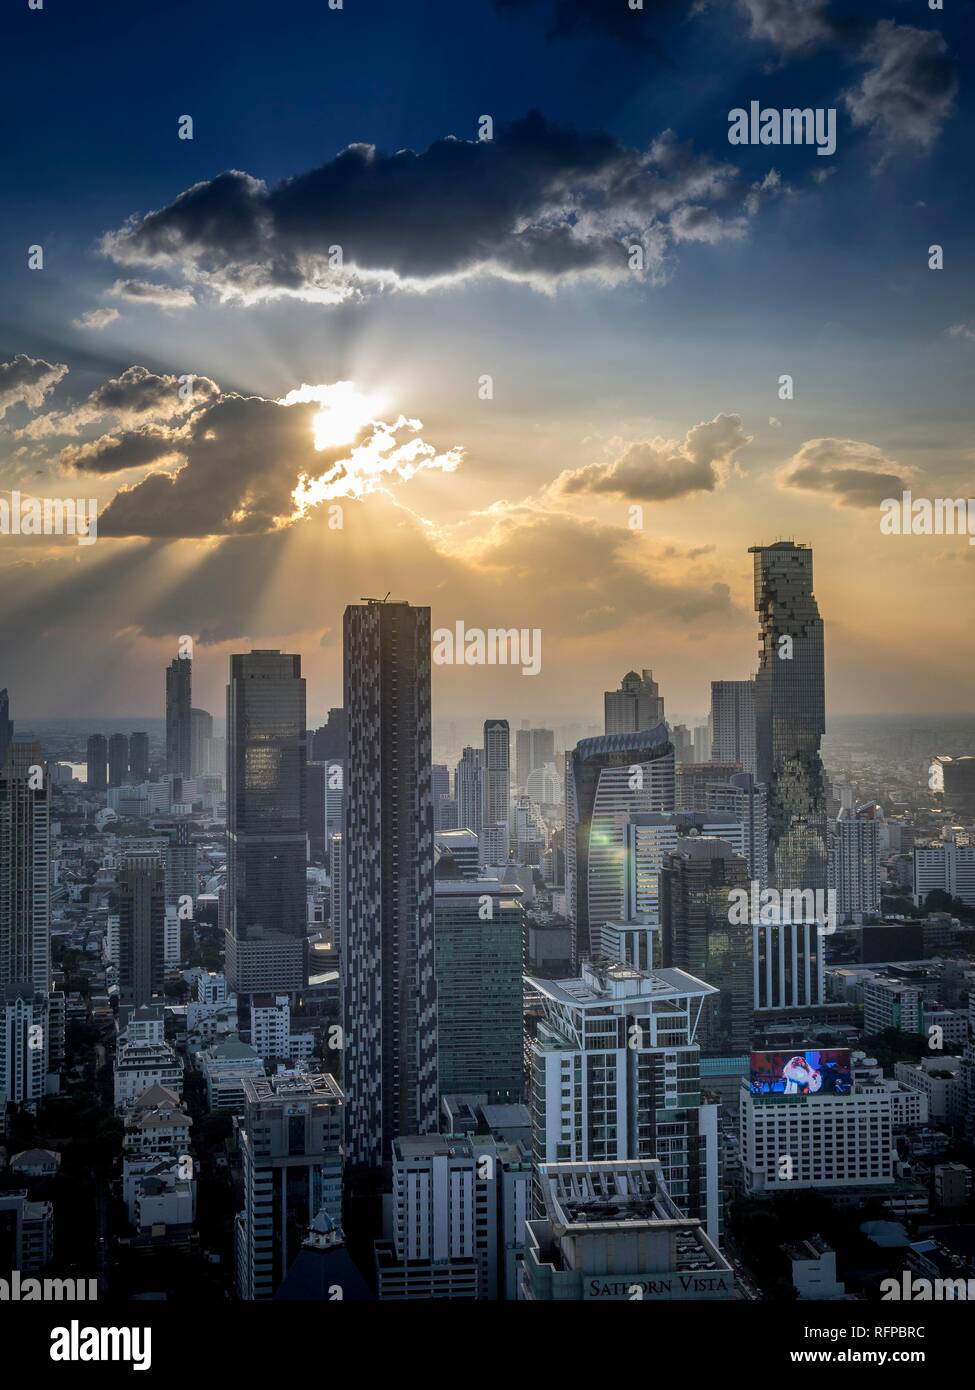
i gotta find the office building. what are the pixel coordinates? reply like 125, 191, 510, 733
225, 650, 307, 997
705, 773, 769, 890
523, 1160, 735, 1302
625, 811, 747, 918
86, 733, 108, 791
190, 707, 213, 778
659, 838, 753, 1056
433, 877, 524, 1102
129, 731, 150, 783
0, 689, 10, 769
434, 828, 480, 879
914, 840, 975, 908
515, 727, 555, 792
375, 1134, 529, 1299
310, 706, 347, 762
565, 728, 675, 965
0, 986, 50, 1110
527, 961, 721, 1240
481, 728, 509, 834
108, 733, 129, 788
165, 652, 192, 779
831, 802, 882, 923
455, 746, 483, 836
343, 600, 438, 1167
929, 755, 975, 813
0, 742, 51, 998
751, 541, 827, 892
164, 822, 195, 908
117, 855, 166, 1008
235, 1070, 344, 1300
604, 670, 665, 735
740, 1071, 896, 1194
676, 761, 742, 813
710, 679, 756, 776
863, 978, 923, 1035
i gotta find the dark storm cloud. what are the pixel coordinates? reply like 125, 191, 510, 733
495, 0, 680, 52
21, 365, 220, 439
0, 355, 68, 420
102, 113, 775, 302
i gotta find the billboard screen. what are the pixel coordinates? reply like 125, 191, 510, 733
748, 1049, 852, 1098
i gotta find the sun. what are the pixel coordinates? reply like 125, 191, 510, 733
277, 381, 387, 450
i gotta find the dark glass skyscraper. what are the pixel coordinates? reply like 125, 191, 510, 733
166, 653, 192, 779
129, 731, 150, 782
343, 600, 437, 1167
750, 541, 827, 891
225, 650, 307, 997
117, 854, 166, 1007
86, 733, 108, 791
0, 689, 12, 768
108, 732, 129, 788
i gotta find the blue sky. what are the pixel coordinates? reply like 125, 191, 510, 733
0, 0, 971, 719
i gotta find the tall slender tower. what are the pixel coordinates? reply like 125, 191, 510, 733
710, 679, 756, 776
343, 599, 437, 1167
117, 854, 166, 1007
225, 650, 307, 997
0, 690, 12, 768
482, 720, 510, 863
166, 652, 192, 779
0, 742, 51, 994
86, 733, 108, 791
750, 542, 826, 891
454, 746, 483, 836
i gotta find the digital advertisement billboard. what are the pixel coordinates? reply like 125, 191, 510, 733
748, 1049, 852, 1098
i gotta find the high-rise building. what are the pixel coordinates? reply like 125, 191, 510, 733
343, 600, 437, 1167
108, 732, 129, 788
310, 707, 348, 763
86, 733, 108, 791
455, 746, 483, 836
831, 802, 882, 923
375, 1134, 530, 1300
659, 838, 753, 1056
751, 541, 827, 892
0, 689, 12, 768
482, 721, 510, 862
527, 961, 721, 1240
190, 707, 213, 778
235, 1070, 344, 1300
676, 761, 742, 812
165, 652, 192, 779
433, 877, 524, 1102
515, 727, 555, 792
117, 855, 167, 1008
129, 731, 150, 783
306, 762, 328, 862
0, 742, 51, 995
433, 828, 480, 879
565, 729, 675, 966
225, 650, 307, 997
625, 811, 748, 918
164, 822, 195, 908
705, 772, 769, 890
328, 833, 344, 955
604, 669, 664, 735
1, 986, 50, 1110
928, 755, 975, 814
914, 838, 975, 908
710, 679, 756, 775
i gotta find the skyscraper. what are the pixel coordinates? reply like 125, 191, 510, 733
225, 650, 307, 997
831, 802, 882, 923
166, 652, 192, 779
343, 600, 437, 1167
675, 760, 742, 812
604, 670, 664, 735
455, 746, 483, 836
108, 732, 129, 788
190, 707, 213, 777
0, 689, 11, 768
515, 727, 555, 792
433, 876, 524, 1102
86, 733, 108, 791
0, 742, 51, 994
706, 772, 769, 890
129, 730, 150, 782
659, 837, 753, 1056
565, 728, 675, 966
750, 541, 827, 891
710, 679, 756, 775
117, 854, 166, 1008
482, 720, 510, 862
